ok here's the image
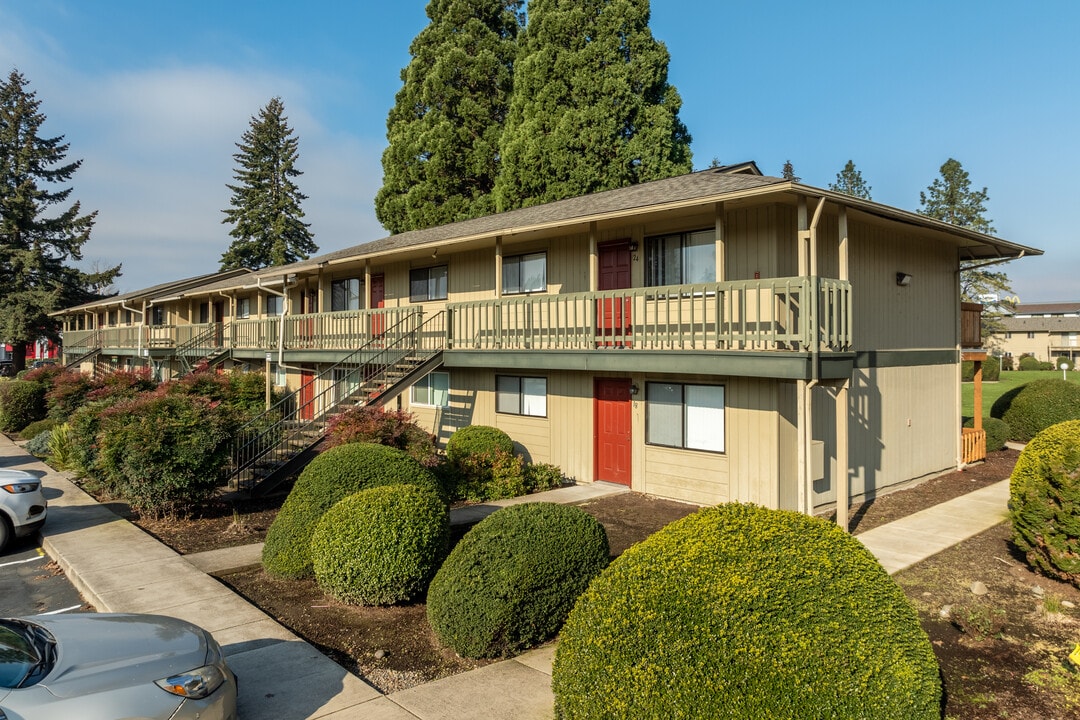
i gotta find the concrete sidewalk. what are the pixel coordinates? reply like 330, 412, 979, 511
1, 431, 1014, 719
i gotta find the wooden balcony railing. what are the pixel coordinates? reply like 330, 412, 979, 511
961, 302, 983, 348
962, 427, 987, 464
61, 278, 852, 358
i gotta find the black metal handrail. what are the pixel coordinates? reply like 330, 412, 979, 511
228, 310, 446, 491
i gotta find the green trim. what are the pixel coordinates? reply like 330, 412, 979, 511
853, 349, 958, 368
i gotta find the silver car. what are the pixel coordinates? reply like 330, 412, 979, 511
0, 469, 47, 554
0, 613, 238, 719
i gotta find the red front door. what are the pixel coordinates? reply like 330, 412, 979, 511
597, 241, 632, 346
595, 378, 632, 486
370, 274, 386, 338
299, 367, 316, 421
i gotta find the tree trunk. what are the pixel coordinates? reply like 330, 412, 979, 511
10, 342, 27, 373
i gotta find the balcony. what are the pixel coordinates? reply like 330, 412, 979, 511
63, 277, 852, 371
961, 302, 983, 349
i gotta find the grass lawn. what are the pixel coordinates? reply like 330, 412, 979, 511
962, 369, 1080, 419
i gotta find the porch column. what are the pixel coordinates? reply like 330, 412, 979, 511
495, 236, 503, 298
973, 360, 983, 431
836, 379, 850, 531
589, 222, 598, 292
364, 260, 371, 309
714, 201, 726, 282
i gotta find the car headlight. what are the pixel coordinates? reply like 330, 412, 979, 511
155, 663, 228, 700
1, 482, 39, 494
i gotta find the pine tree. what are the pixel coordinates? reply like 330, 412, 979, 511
919, 158, 1011, 336
781, 160, 800, 182
375, 0, 523, 234
829, 160, 872, 199
494, 0, 692, 211
221, 98, 316, 270
0, 69, 120, 371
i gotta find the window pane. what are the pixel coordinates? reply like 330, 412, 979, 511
522, 377, 547, 416
502, 257, 520, 294
430, 265, 448, 300
685, 385, 725, 452
647, 235, 679, 286
432, 372, 449, 407
411, 377, 432, 406
496, 376, 520, 414
646, 383, 683, 446
265, 296, 280, 315
684, 231, 716, 284
520, 253, 547, 292
410, 269, 428, 301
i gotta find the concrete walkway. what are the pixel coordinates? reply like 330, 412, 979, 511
0, 431, 1013, 719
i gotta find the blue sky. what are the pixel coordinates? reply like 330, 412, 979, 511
1, 0, 1076, 301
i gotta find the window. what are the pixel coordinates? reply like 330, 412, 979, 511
646, 382, 725, 453
1027, 332, 1036, 339
1005, 332, 1012, 339
265, 295, 282, 316
236, 298, 251, 319
124, 310, 133, 324
331, 278, 364, 311
107, 310, 118, 326
269, 362, 287, 387
496, 375, 547, 417
503, 252, 547, 294
199, 303, 210, 324
411, 372, 449, 407
646, 229, 715, 286
410, 265, 448, 302
151, 306, 166, 326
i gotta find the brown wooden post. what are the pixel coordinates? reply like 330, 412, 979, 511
973, 360, 983, 431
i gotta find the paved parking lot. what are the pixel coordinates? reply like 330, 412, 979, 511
0, 534, 90, 617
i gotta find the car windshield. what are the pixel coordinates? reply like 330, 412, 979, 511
0, 620, 40, 689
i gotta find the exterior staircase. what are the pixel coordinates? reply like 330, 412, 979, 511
229, 311, 446, 496
177, 324, 229, 376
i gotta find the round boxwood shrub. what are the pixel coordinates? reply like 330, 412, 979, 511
963, 416, 1011, 452
311, 484, 448, 605
1018, 354, 1042, 371
262, 442, 441, 578
427, 503, 609, 659
1056, 357, 1075, 371
552, 503, 940, 720
18, 418, 58, 441
990, 378, 1080, 442
1009, 420, 1080, 587
445, 425, 514, 464
0, 380, 47, 433
25, 428, 53, 458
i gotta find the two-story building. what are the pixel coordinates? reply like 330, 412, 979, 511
56, 165, 1039, 521
993, 302, 1080, 364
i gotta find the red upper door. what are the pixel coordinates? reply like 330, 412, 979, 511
597, 241, 632, 346
298, 366, 316, 421
594, 378, 632, 486
370, 274, 386, 337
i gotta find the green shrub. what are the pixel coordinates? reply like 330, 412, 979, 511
1056, 357, 1075, 371
1018, 354, 1042, 371
65, 402, 110, 480
0, 380, 47, 433
445, 425, 514, 465
525, 462, 567, 493
45, 371, 94, 420
25, 429, 52, 458
311, 484, 448, 605
325, 405, 438, 465
552, 503, 940, 720
428, 503, 609, 659
962, 355, 1000, 382
1009, 420, 1080, 588
963, 416, 1010, 452
1040, 361, 1055, 371
262, 442, 441, 579
93, 393, 236, 517
990, 378, 1080, 442
18, 418, 58, 441
1001, 355, 1014, 371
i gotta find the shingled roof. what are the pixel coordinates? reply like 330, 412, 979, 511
1010, 302, 1080, 316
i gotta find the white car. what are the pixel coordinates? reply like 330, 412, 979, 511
0, 469, 47, 554
0, 613, 238, 719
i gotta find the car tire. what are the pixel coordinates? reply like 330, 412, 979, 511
0, 515, 12, 555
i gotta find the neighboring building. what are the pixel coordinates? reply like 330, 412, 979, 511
54, 166, 1039, 517
993, 302, 1080, 364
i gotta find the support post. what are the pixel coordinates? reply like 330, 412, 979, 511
836, 380, 849, 531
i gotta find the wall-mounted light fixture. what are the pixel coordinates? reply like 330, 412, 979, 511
896, 272, 913, 287
431, 247, 438, 259
627, 241, 639, 252
629, 384, 639, 396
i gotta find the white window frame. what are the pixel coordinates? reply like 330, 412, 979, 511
411, 371, 450, 408
496, 375, 547, 417
503, 252, 547, 295
645, 382, 725, 453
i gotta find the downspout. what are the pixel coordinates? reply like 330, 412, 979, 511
122, 301, 146, 362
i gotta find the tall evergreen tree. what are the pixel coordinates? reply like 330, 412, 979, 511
0, 69, 120, 371
829, 159, 872, 199
919, 158, 1012, 337
221, 97, 316, 270
494, 0, 692, 211
376, 0, 523, 234
781, 160, 800, 182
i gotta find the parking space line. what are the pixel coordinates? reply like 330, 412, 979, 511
0, 555, 45, 568
39, 604, 83, 615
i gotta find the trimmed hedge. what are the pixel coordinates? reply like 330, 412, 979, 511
552, 503, 940, 719
1018, 354, 1042, 371
445, 425, 514, 464
427, 503, 609, 659
0, 380, 46, 433
963, 416, 1010, 452
325, 406, 438, 465
262, 442, 441, 579
990, 378, 1080, 442
1009, 420, 1080, 587
962, 355, 1000, 382
311, 484, 448, 605
18, 418, 58, 441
